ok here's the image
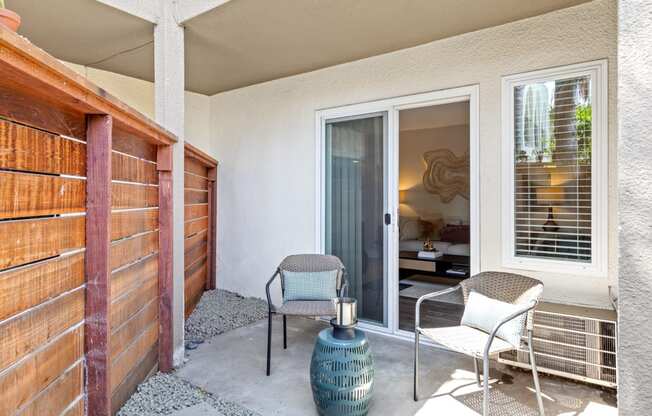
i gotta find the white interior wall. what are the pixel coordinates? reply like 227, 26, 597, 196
209, 0, 617, 308
399, 124, 470, 224
62, 61, 212, 153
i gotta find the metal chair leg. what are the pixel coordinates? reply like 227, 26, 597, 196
474, 357, 482, 387
283, 315, 287, 349
528, 331, 545, 416
414, 329, 420, 401
266, 312, 272, 376
482, 355, 490, 416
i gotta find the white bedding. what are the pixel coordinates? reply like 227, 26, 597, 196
399, 240, 470, 256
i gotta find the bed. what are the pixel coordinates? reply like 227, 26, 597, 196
398, 216, 470, 256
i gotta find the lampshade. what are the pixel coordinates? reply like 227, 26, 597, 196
536, 186, 563, 206
399, 189, 407, 204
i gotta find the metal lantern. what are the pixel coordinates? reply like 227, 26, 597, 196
310, 298, 374, 416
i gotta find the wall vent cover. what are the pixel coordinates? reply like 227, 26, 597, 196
498, 302, 617, 388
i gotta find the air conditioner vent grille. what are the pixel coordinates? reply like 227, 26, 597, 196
499, 304, 617, 388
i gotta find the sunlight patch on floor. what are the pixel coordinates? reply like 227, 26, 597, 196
416, 395, 480, 416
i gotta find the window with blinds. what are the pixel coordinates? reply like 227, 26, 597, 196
513, 75, 592, 262
503, 61, 607, 273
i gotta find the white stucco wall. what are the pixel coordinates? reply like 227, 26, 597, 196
62, 61, 212, 154
209, 0, 617, 308
618, 0, 652, 413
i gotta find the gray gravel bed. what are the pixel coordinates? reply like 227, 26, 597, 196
184, 289, 268, 342
118, 290, 267, 416
117, 372, 259, 416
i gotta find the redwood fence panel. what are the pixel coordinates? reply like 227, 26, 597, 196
0, 117, 87, 416
0, 25, 177, 416
108, 135, 161, 414
183, 143, 218, 318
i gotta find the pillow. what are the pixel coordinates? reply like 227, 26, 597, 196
399, 217, 422, 241
283, 270, 338, 302
439, 224, 470, 244
461, 291, 527, 347
445, 243, 470, 256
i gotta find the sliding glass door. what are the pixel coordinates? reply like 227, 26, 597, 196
324, 113, 388, 326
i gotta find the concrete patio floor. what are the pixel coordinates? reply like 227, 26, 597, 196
176, 317, 617, 416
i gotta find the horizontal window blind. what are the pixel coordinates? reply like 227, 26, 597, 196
512, 75, 592, 262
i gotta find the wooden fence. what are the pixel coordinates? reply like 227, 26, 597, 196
184, 143, 217, 317
0, 26, 176, 416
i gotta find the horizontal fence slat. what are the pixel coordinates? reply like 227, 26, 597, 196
110, 274, 157, 332
110, 299, 158, 363
184, 229, 207, 252
0, 119, 86, 176
110, 342, 157, 415
0, 252, 85, 321
112, 152, 158, 185
184, 173, 208, 190
185, 264, 207, 318
0, 216, 85, 270
111, 209, 158, 241
184, 237, 207, 269
110, 231, 158, 271
184, 217, 208, 238
184, 189, 208, 204
184, 157, 208, 178
112, 135, 157, 162
17, 360, 83, 416
185, 254, 207, 279
112, 183, 158, 209
0, 171, 85, 219
184, 204, 208, 221
0, 325, 83, 414
0, 287, 84, 371
110, 321, 158, 392
61, 397, 84, 416
0, 84, 87, 140
111, 254, 158, 302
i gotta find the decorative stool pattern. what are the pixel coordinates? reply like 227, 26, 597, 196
310, 328, 374, 416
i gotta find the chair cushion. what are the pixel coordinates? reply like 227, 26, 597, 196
460, 291, 526, 347
276, 300, 336, 316
420, 326, 515, 358
283, 269, 338, 301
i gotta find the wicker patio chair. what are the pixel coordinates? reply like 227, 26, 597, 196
265, 254, 347, 376
414, 271, 545, 416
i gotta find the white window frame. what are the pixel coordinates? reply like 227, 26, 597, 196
501, 60, 608, 277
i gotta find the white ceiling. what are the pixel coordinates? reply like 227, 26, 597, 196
7, 0, 591, 95
6, 0, 155, 81
399, 101, 469, 131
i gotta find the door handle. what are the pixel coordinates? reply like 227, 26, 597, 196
384, 213, 391, 225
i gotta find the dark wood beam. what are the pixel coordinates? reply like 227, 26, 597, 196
85, 114, 113, 416
157, 145, 174, 372
206, 167, 217, 290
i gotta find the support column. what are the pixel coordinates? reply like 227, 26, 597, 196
618, 0, 652, 414
157, 145, 174, 372
206, 167, 217, 290
154, 2, 186, 367
85, 114, 113, 416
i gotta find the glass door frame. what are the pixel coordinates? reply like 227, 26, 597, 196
323, 111, 390, 327
316, 85, 480, 337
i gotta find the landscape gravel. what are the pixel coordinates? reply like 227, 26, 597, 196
118, 289, 267, 416
117, 372, 259, 416
184, 289, 268, 341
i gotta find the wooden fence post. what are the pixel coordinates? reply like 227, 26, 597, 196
206, 167, 217, 290
85, 114, 113, 416
157, 145, 174, 372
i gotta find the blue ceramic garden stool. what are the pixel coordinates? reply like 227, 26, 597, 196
310, 322, 374, 416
